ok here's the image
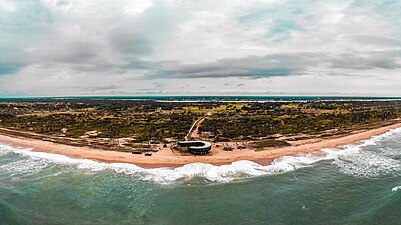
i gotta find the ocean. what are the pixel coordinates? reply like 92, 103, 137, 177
1, 128, 401, 224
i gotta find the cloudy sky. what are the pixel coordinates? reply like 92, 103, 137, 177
1, 0, 401, 96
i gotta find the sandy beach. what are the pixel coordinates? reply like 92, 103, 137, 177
1, 122, 401, 168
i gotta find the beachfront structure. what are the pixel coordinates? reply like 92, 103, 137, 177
177, 141, 212, 155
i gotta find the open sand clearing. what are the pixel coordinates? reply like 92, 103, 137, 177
1, 122, 401, 168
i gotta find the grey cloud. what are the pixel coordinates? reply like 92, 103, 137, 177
43, 41, 98, 63
329, 51, 401, 70
156, 54, 310, 78
83, 85, 120, 92
70, 62, 130, 74
18, 48, 401, 81
348, 35, 401, 46
108, 26, 153, 56
22, 36, 103, 66
152, 82, 164, 88
148, 50, 401, 79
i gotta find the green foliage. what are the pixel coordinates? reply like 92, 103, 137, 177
122, 143, 151, 149
199, 101, 401, 140
0, 100, 200, 141
0, 100, 400, 142
252, 140, 291, 151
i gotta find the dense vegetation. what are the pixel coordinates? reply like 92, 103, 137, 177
199, 101, 401, 140
0, 99, 400, 143
0, 100, 210, 142
252, 140, 291, 151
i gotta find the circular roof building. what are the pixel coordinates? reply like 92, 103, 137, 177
177, 141, 212, 155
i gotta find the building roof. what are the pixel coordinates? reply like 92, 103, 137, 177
177, 141, 212, 149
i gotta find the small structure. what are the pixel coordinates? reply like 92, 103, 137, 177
177, 141, 212, 155
224, 146, 233, 151
84, 130, 101, 137
149, 140, 160, 144
61, 128, 68, 133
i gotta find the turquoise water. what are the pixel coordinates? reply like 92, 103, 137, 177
1, 129, 401, 224
1, 96, 401, 101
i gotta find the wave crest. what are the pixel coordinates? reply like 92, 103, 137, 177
0, 144, 330, 183
0, 126, 401, 183
333, 151, 401, 178
392, 186, 401, 192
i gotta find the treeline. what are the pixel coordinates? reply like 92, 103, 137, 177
199, 102, 401, 140
1, 99, 401, 142
0, 99, 224, 112
0, 112, 196, 142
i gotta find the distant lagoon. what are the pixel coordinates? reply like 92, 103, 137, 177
1, 95, 401, 102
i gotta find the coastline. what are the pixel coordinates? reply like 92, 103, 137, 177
1, 122, 401, 168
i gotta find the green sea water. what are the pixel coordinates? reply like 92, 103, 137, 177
1, 129, 401, 224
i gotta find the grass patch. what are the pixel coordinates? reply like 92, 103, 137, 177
253, 140, 290, 151
123, 143, 151, 149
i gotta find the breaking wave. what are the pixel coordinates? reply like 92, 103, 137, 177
0, 127, 401, 183
392, 186, 401, 192
333, 151, 401, 178
331, 127, 401, 178
0, 144, 330, 183
0, 146, 319, 183
0, 158, 50, 177
0, 144, 14, 156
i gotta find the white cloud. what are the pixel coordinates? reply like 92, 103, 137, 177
124, 0, 153, 16
2, 0, 401, 96
0, 0, 16, 12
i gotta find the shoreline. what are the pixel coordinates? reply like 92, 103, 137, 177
1, 122, 401, 168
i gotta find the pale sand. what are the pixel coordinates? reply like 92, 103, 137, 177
1, 122, 401, 168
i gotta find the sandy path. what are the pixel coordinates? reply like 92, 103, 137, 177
189, 117, 206, 139
0, 122, 401, 168
185, 117, 204, 141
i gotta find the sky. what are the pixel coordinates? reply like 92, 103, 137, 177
1, 0, 401, 96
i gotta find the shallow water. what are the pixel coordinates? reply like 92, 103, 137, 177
1, 129, 401, 224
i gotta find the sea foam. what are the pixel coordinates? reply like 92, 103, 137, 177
0, 144, 14, 156
1, 127, 401, 183
329, 127, 401, 178
392, 186, 401, 192
0, 144, 331, 183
